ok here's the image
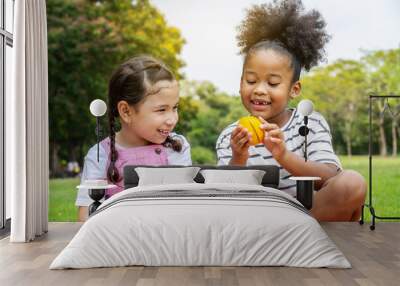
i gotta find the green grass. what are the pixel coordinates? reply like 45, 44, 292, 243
339, 156, 400, 222
49, 178, 80, 221
49, 156, 400, 222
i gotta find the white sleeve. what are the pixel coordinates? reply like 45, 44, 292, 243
216, 124, 236, 166
75, 144, 108, 206
307, 112, 342, 170
166, 134, 192, 166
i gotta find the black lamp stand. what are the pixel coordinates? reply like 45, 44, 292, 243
88, 188, 106, 216
294, 116, 315, 210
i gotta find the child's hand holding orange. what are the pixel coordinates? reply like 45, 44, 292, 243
230, 125, 252, 165
229, 116, 263, 165
258, 116, 287, 161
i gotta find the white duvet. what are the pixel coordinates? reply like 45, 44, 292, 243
50, 183, 351, 269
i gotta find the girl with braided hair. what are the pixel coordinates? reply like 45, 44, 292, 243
216, 0, 366, 221
76, 56, 191, 221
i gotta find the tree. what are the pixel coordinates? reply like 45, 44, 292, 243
362, 48, 400, 156
326, 60, 367, 157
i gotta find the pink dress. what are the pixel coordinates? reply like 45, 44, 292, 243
100, 138, 168, 199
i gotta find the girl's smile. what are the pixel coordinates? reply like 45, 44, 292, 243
157, 129, 171, 137
250, 98, 272, 111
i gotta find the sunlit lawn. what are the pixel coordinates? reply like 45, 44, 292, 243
49, 177, 80, 221
340, 156, 400, 222
49, 156, 400, 222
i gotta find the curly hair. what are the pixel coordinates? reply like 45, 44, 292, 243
237, 0, 330, 80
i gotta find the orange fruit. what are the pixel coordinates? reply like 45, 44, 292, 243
238, 116, 264, 145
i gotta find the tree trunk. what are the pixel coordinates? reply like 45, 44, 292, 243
377, 101, 387, 156
69, 146, 78, 161
346, 138, 352, 157
345, 122, 352, 157
79, 145, 84, 169
378, 116, 387, 156
50, 141, 61, 177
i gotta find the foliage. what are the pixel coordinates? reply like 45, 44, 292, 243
178, 80, 247, 156
47, 0, 185, 174
191, 146, 216, 165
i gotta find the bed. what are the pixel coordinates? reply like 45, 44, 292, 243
50, 165, 350, 269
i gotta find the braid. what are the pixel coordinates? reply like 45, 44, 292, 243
163, 136, 182, 152
107, 113, 120, 183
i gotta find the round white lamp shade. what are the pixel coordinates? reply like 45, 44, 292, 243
89, 99, 107, 117
298, 99, 314, 117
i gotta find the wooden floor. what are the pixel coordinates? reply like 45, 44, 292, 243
0, 222, 399, 286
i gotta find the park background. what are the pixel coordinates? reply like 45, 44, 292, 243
46, 0, 400, 222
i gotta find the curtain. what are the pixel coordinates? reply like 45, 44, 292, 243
7, 0, 49, 242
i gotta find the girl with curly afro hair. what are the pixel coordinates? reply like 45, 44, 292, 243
216, 0, 366, 222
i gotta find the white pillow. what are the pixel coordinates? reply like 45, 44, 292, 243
136, 167, 200, 186
200, 169, 266, 185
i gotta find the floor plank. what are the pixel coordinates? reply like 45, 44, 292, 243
0, 222, 399, 286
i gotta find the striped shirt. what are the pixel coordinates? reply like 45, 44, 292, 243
216, 108, 342, 197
